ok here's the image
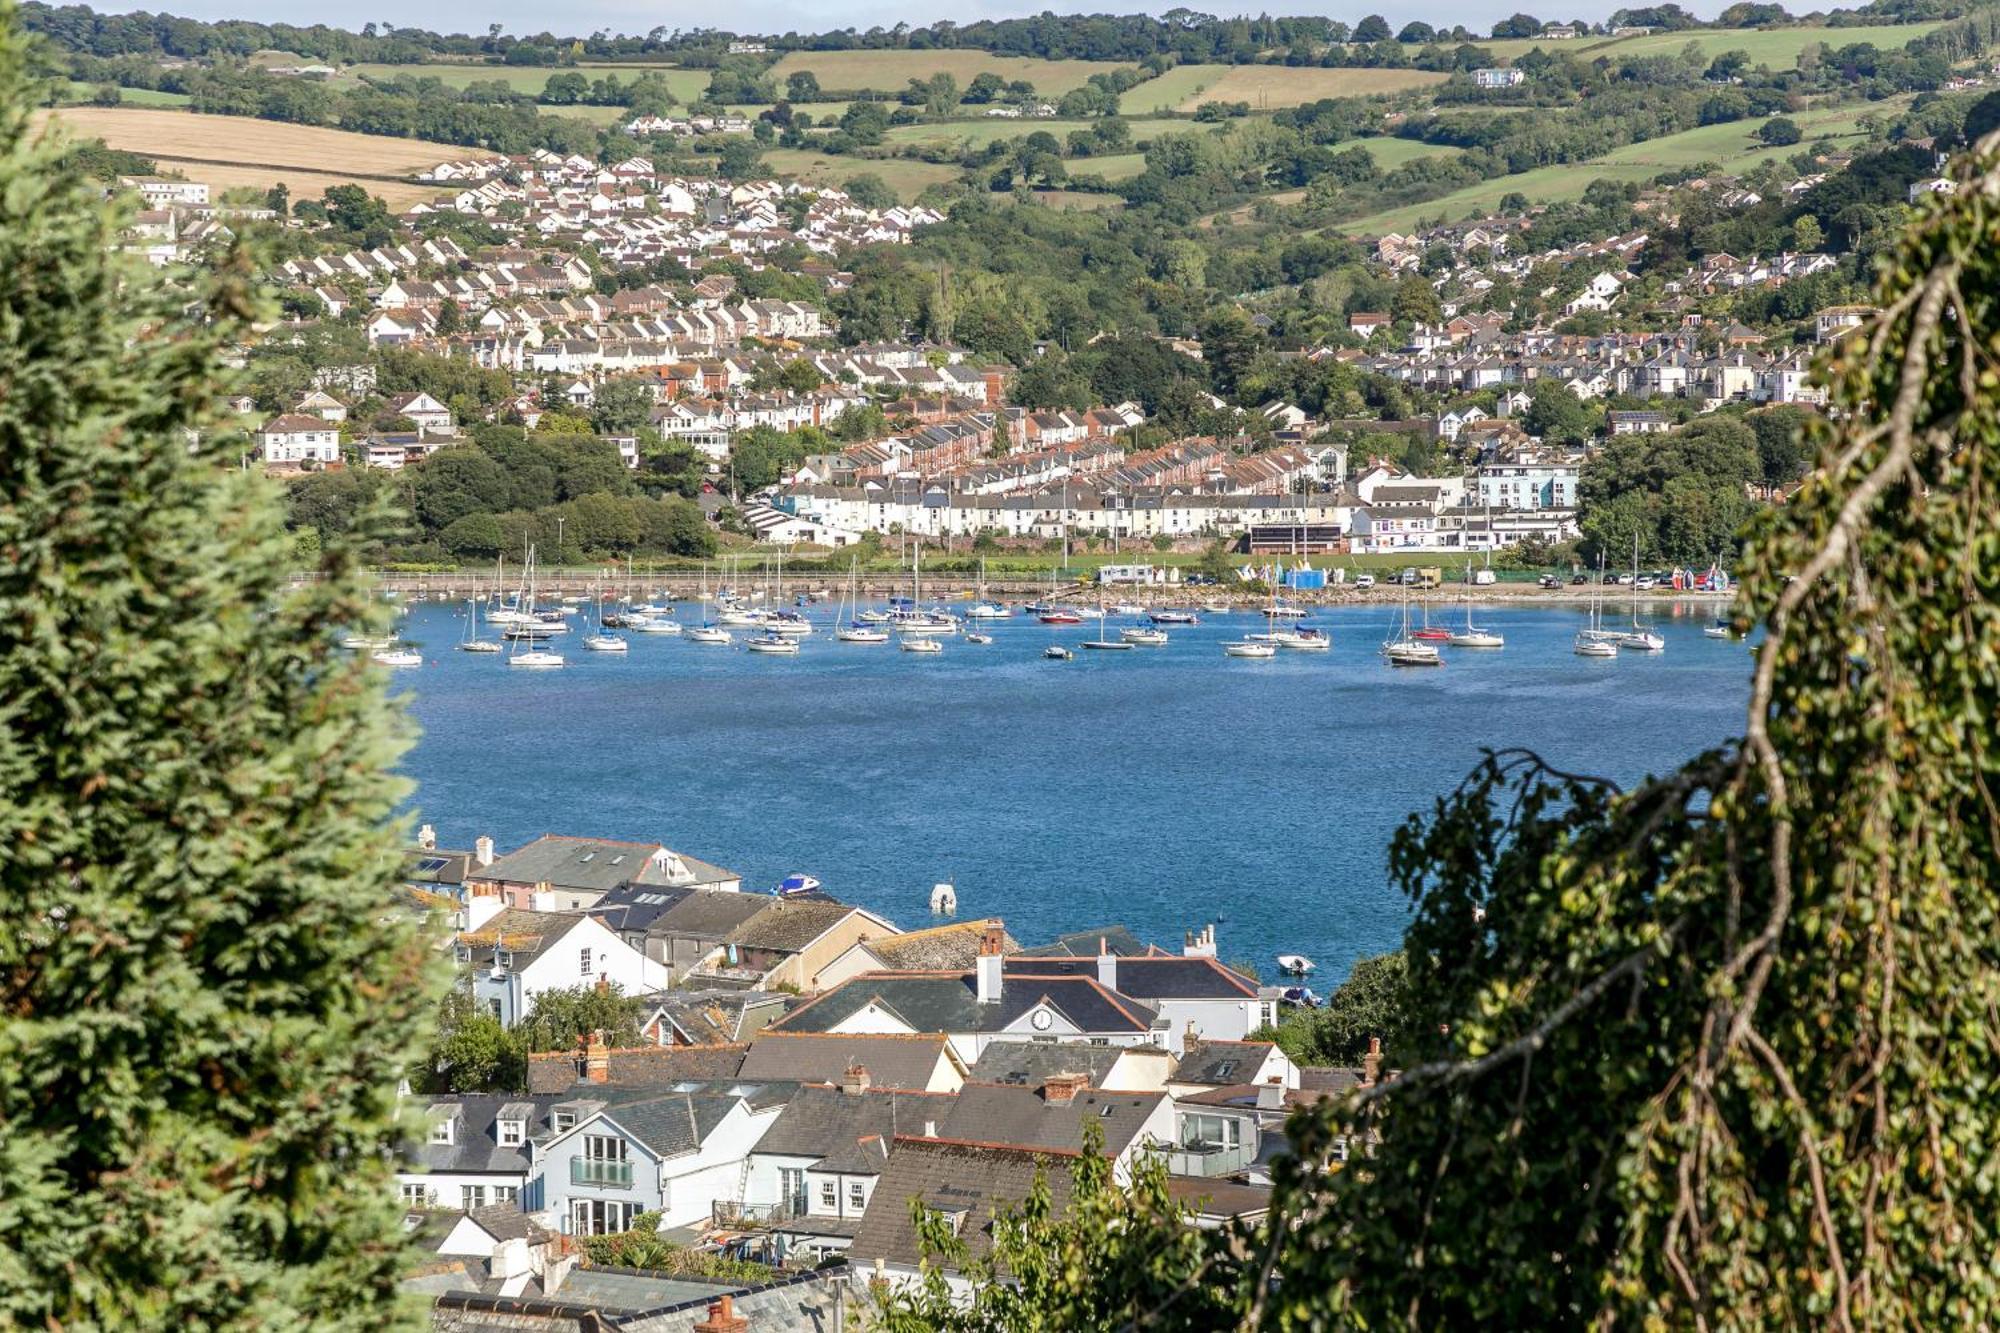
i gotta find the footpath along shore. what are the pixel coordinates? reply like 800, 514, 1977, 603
361, 570, 1733, 609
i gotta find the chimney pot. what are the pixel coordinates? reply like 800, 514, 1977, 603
584, 1029, 611, 1084
842, 1063, 871, 1095
692, 1293, 749, 1333
1362, 1035, 1382, 1088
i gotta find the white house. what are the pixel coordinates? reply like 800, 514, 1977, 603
257, 413, 341, 465
382, 390, 455, 435
456, 909, 669, 1028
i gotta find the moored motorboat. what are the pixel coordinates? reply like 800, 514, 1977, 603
837, 623, 890, 643
1149, 609, 1198, 625
628, 615, 683, 635
1044, 645, 1075, 660
1038, 609, 1083, 625
1223, 641, 1277, 658
966, 631, 994, 645
1120, 627, 1169, 646
900, 634, 944, 654
745, 634, 800, 655
1279, 628, 1331, 651
1276, 953, 1316, 977
1703, 619, 1734, 639
370, 648, 422, 667
685, 625, 732, 645
507, 649, 564, 668
582, 633, 628, 652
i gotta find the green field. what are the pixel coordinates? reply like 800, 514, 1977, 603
1122, 64, 1233, 113
1165, 64, 1446, 111
881, 115, 1191, 152
768, 50, 1132, 98
1069, 151, 1147, 180
1339, 99, 1890, 233
1032, 189, 1128, 210
1357, 136, 1464, 170
759, 148, 963, 200
1481, 20, 1940, 65
59, 82, 190, 107
345, 62, 711, 102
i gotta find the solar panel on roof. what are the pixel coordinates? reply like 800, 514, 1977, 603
414, 856, 449, 873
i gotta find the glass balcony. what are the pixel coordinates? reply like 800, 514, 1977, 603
571, 1158, 634, 1188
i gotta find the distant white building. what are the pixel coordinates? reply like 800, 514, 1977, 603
1473, 67, 1525, 89
257, 413, 341, 465
119, 175, 209, 207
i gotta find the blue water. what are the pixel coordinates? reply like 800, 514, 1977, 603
392, 599, 1749, 979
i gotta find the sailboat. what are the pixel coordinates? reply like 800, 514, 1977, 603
457, 597, 501, 653
507, 547, 565, 668
836, 557, 889, 643
1383, 595, 1443, 667
894, 543, 957, 635
1121, 624, 1169, 646
1447, 562, 1504, 648
1575, 555, 1619, 658
1223, 639, 1277, 658
1704, 617, 1735, 640
966, 558, 1011, 620
900, 631, 944, 654
1081, 604, 1133, 650
581, 591, 628, 653
685, 561, 733, 644
1610, 534, 1666, 651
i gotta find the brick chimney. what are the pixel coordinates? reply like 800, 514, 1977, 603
976, 919, 1004, 1005
1042, 1073, 1087, 1105
842, 1063, 871, 1096
584, 1029, 610, 1084
1362, 1035, 1381, 1089
693, 1294, 748, 1333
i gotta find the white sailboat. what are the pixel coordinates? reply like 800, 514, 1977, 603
685, 562, 733, 644
836, 557, 889, 643
1120, 625, 1169, 646
371, 645, 423, 667
507, 547, 565, 668
1610, 534, 1665, 652
1447, 562, 1504, 649
1223, 640, 1277, 658
1576, 556, 1619, 658
900, 633, 944, 654
1081, 604, 1133, 650
457, 597, 501, 653
1383, 595, 1443, 667
581, 591, 628, 652
965, 558, 1011, 620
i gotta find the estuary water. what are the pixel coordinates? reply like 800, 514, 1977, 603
393, 597, 1749, 981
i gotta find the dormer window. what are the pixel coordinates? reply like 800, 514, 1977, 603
427, 1112, 456, 1146
552, 1112, 575, 1132
497, 1120, 524, 1147
494, 950, 512, 970
454, 946, 472, 964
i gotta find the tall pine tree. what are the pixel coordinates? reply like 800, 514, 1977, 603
0, 14, 441, 1327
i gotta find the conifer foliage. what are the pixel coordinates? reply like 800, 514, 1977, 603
0, 15, 440, 1328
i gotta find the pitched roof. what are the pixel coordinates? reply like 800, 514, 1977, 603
737, 1033, 954, 1090
727, 899, 869, 953
967, 1041, 1128, 1089
524, 1043, 749, 1094
408, 1094, 561, 1174
849, 1139, 1078, 1274
864, 921, 1022, 970
643, 888, 771, 939
751, 1085, 954, 1168
455, 909, 589, 969
471, 835, 691, 893
1172, 1041, 1279, 1086
769, 972, 1159, 1038
580, 1080, 794, 1157
1014, 925, 1149, 958
937, 1084, 1164, 1158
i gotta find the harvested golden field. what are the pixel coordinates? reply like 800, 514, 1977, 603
1169, 65, 1446, 111
33, 107, 465, 205
768, 50, 1131, 97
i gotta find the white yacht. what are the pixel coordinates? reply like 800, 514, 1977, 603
1223, 640, 1277, 658
371, 647, 422, 667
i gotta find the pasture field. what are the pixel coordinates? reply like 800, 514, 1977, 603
758, 148, 962, 200
1031, 189, 1126, 209
1338, 97, 1890, 233
1578, 20, 1941, 65
881, 115, 1189, 152
1357, 136, 1465, 170
1069, 151, 1147, 180
57, 82, 190, 106
344, 62, 711, 102
1165, 65, 1446, 112
33, 106, 464, 206
767, 51, 1132, 97
1122, 64, 1232, 113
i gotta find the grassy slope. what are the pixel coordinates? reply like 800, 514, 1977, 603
1167, 65, 1446, 112
759, 148, 963, 200
881, 115, 1191, 151
1337, 98, 1896, 234
767, 50, 1131, 97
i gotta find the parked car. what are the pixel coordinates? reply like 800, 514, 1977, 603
1539, 574, 1561, 589
1635, 576, 1657, 590
1570, 574, 1590, 585
1397, 568, 1421, 586
1353, 574, 1376, 590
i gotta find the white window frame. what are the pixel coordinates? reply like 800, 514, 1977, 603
496, 1119, 524, 1148
819, 1180, 836, 1210
583, 1134, 627, 1163
847, 1180, 865, 1212
463, 1184, 487, 1209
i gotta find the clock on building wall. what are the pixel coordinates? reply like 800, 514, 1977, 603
1031, 1009, 1052, 1031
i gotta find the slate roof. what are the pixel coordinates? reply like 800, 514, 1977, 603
1015, 925, 1149, 958
864, 921, 1021, 970
642, 989, 793, 1046
937, 1084, 1164, 1158
751, 1085, 955, 1170
407, 1095, 560, 1174
966, 1041, 1127, 1089
460, 1203, 556, 1244
1296, 1066, 1368, 1096
1006, 956, 1259, 1001
525, 1043, 749, 1094
849, 1139, 1078, 1273
455, 909, 588, 971
726, 899, 868, 953
1164, 1176, 1274, 1221
768, 972, 1159, 1038
644, 888, 771, 940
736, 1033, 954, 1090
576, 1080, 796, 1157
589, 881, 694, 934
472, 835, 736, 893
1172, 1040, 1279, 1086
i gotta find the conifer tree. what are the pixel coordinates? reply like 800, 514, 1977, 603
0, 16, 440, 1328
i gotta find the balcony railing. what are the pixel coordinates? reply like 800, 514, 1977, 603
1164, 1141, 1254, 1177
712, 1198, 800, 1228
571, 1158, 634, 1188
